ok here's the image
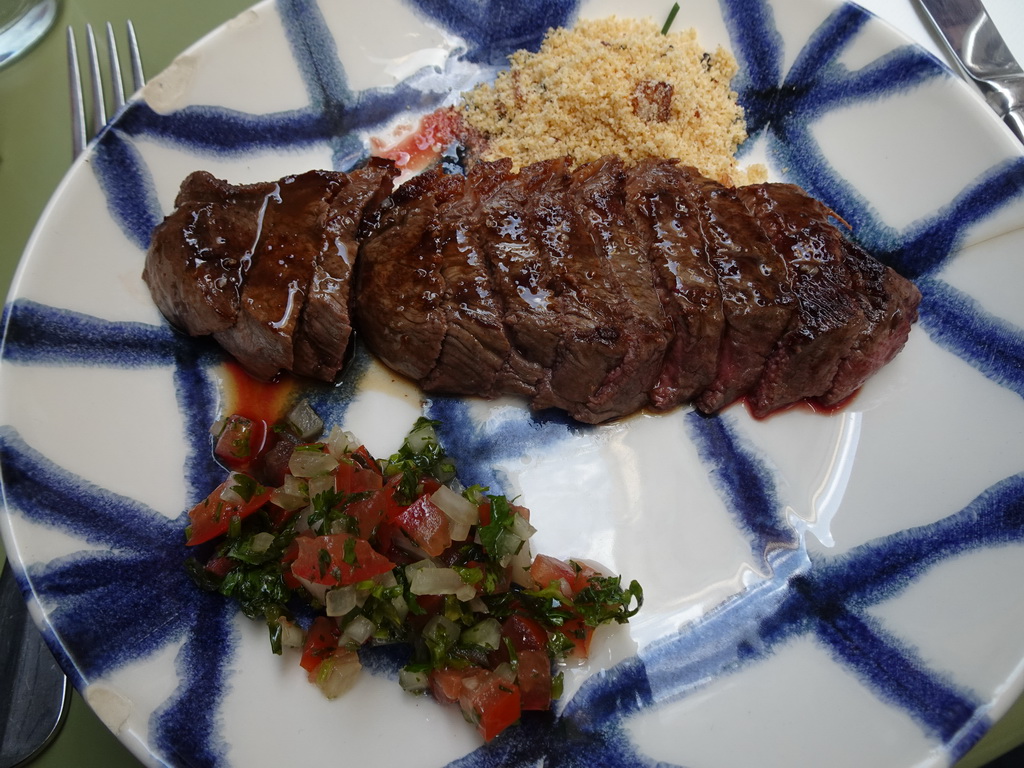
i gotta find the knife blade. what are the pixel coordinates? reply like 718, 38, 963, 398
917, 0, 1024, 143
0, 561, 70, 768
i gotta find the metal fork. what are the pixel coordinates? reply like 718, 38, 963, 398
66, 21, 145, 158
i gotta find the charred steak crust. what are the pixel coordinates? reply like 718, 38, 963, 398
144, 162, 397, 382
145, 156, 920, 423
735, 183, 870, 417
622, 159, 724, 410
568, 156, 672, 422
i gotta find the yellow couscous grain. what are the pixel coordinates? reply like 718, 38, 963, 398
460, 17, 765, 186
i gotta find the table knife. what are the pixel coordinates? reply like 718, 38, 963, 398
0, 561, 70, 768
917, 0, 1024, 143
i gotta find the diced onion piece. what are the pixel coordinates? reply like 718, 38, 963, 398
460, 618, 501, 650
289, 449, 339, 478
270, 474, 308, 511
430, 485, 479, 526
278, 617, 305, 649
409, 566, 466, 596
340, 614, 376, 646
404, 420, 438, 454
325, 585, 358, 617
467, 596, 489, 614
326, 425, 360, 460
493, 662, 516, 683
250, 532, 276, 554
374, 570, 399, 589
449, 520, 471, 543
286, 399, 324, 441
316, 650, 361, 699
295, 574, 329, 605
219, 473, 250, 504
306, 473, 335, 500
399, 668, 429, 694
511, 511, 536, 541
422, 614, 461, 650
507, 532, 534, 587
391, 595, 409, 623
494, 528, 525, 566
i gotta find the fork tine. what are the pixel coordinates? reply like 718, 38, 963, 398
126, 20, 145, 91
66, 27, 87, 159
84, 24, 107, 136
105, 22, 126, 113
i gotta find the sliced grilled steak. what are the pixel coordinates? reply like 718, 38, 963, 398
354, 168, 447, 383
761, 191, 922, 406
145, 163, 396, 381
146, 155, 921, 423
623, 159, 724, 410
568, 156, 672, 421
672, 166, 795, 414
143, 171, 277, 339
293, 160, 397, 381
420, 160, 536, 398
736, 183, 869, 417
481, 156, 633, 421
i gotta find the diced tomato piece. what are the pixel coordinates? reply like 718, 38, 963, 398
185, 475, 273, 546
459, 670, 522, 741
394, 495, 451, 557
300, 616, 339, 676
345, 474, 403, 539
502, 615, 548, 653
490, 614, 548, 666
429, 666, 487, 705
290, 533, 394, 587
516, 649, 552, 711
571, 561, 598, 594
420, 477, 442, 496
415, 594, 444, 615
213, 415, 269, 471
370, 107, 469, 172
510, 503, 530, 522
335, 458, 384, 494
350, 445, 382, 474
203, 556, 237, 579
255, 431, 300, 487
558, 616, 594, 659
477, 502, 492, 527
530, 554, 577, 597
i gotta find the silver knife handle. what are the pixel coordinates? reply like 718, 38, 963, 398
1005, 106, 1024, 145
918, 0, 1024, 144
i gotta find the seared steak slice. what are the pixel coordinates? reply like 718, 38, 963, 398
143, 171, 278, 338
773, 189, 920, 411
624, 159, 724, 410
568, 156, 671, 420
474, 157, 625, 420
354, 169, 448, 382
673, 167, 795, 414
421, 159, 540, 397
519, 158, 632, 422
293, 159, 398, 380
145, 165, 395, 381
737, 183, 868, 417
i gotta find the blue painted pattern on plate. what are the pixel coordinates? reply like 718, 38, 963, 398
1, 0, 1023, 766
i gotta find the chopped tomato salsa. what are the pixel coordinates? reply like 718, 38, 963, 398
184, 408, 642, 741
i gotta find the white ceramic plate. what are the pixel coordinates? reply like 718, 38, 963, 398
3, 0, 1024, 766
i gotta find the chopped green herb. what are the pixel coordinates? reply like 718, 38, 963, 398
317, 548, 332, 579
342, 537, 358, 565
229, 473, 264, 503
661, 1, 680, 35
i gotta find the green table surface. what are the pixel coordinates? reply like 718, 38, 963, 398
0, 1, 1022, 766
